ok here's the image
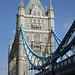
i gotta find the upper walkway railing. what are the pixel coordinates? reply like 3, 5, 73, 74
36, 55, 75, 75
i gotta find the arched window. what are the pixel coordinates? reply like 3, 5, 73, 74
41, 20, 44, 24
34, 34, 40, 42
45, 38, 47, 43
33, 19, 36, 23
29, 19, 32, 23
38, 19, 40, 24
33, 11, 36, 16
37, 11, 40, 16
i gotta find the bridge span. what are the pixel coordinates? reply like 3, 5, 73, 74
36, 55, 75, 75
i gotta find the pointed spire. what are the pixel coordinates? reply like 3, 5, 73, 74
19, 0, 25, 8
48, 0, 53, 10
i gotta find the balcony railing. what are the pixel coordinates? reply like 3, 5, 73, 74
31, 23, 41, 29
31, 41, 41, 49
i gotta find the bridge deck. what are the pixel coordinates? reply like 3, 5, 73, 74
36, 55, 75, 75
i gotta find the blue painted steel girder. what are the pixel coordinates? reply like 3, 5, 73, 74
53, 21, 75, 56
52, 37, 75, 61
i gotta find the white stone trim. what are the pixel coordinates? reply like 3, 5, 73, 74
23, 29, 50, 33
24, 14, 48, 19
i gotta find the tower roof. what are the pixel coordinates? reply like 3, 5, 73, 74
25, 0, 46, 16
48, 0, 53, 10
19, 0, 25, 8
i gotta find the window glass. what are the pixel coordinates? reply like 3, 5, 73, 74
34, 35, 40, 42
41, 20, 44, 24
38, 19, 40, 24
29, 19, 32, 23
37, 11, 40, 16
33, 19, 36, 23
33, 11, 36, 16
45, 38, 47, 43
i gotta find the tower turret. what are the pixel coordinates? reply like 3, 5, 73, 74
16, 0, 25, 75
19, 0, 24, 8
48, 0, 55, 53
18, 0, 25, 15
48, 0, 54, 30
17, 0, 25, 28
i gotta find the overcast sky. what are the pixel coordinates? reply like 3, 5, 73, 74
0, 0, 75, 75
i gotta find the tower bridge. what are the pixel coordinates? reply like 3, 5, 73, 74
8, 0, 75, 75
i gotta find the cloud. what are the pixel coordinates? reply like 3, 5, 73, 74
0, 65, 8, 75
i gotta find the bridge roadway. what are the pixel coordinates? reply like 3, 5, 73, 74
36, 55, 75, 75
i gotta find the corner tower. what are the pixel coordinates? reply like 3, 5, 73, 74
16, 0, 25, 75
17, 0, 25, 28
48, 0, 55, 53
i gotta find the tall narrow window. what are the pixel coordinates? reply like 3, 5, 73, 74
33, 11, 36, 16
29, 19, 32, 23
38, 19, 40, 24
41, 20, 44, 24
37, 11, 40, 16
33, 19, 36, 23
34, 34, 40, 42
45, 38, 47, 43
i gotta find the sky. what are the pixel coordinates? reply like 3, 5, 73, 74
0, 0, 75, 75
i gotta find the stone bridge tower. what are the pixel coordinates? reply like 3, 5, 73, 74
8, 0, 55, 75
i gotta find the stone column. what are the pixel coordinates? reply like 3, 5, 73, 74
50, 33, 54, 53
48, 0, 55, 54
17, 29, 24, 75
16, 0, 25, 74
8, 41, 12, 75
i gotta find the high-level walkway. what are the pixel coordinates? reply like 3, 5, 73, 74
36, 55, 75, 75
